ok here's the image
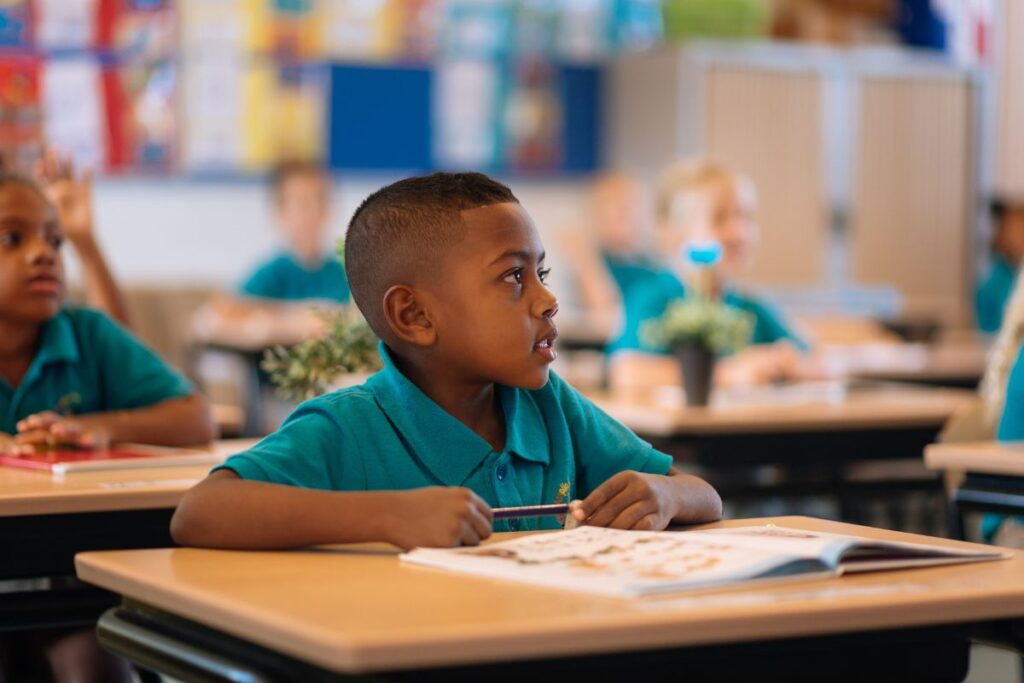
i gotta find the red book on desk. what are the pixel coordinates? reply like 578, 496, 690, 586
0, 448, 220, 475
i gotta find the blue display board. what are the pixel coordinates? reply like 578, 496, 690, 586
328, 65, 433, 172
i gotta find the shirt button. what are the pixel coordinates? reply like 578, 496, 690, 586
508, 518, 520, 531
496, 464, 507, 481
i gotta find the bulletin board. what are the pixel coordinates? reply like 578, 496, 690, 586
0, 0, 613, 177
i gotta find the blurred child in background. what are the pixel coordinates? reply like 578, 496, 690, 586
608, 161, 811, 395
194, 161, 349, 349
0, 169, 214, 683
976, 198, 1024, 334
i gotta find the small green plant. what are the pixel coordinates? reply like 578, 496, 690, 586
641, 298, 754, 355
261, 309, 382, 401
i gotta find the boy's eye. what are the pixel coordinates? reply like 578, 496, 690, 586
0, 232, 19, 247
502, 268, 524, 285
48, 235, 63, 249
538, 267, 551, 284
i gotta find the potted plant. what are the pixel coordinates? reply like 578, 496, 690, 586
641, 298, 753, 406
261, 309, 382, 401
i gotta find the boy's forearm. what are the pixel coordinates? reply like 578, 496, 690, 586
171, 474, 400, 549
70, 235, 133, 328
80, 394, 216, 446
666, 470, 723, 524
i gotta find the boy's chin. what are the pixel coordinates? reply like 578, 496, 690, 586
508, 366, 551, 391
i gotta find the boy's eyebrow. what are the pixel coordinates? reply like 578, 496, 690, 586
488, 249, 546, 266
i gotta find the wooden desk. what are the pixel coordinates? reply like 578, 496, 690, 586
591, 384, 973, 520
925, 441, 1024, 540
847, 340, 989, 389
0, 439, 256, 631
76, 517, 1021, 681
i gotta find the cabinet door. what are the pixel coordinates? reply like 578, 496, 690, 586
850, 77, 973, 326
704, 65, 826, 287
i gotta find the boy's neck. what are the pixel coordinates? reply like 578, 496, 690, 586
391, 351, 507, 453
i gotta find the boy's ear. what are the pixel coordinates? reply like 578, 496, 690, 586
382, 284, 436, 347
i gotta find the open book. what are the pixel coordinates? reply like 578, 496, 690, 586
401, 525, 1009, 598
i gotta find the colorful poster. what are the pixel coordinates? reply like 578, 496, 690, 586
0, 57, 41, 171
41, 58, 107, 170
0, 0, 31, 48
434, 58, 501, 168
180, 55, 244, 170
35, 0, 97, 50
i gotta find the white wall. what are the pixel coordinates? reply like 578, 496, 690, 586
74, 175, 589, 293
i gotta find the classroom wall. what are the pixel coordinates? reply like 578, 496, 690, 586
74, 176, 589, 294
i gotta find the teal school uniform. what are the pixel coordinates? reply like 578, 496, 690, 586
983, 342, 1024, 540
601, 251, 659, 298
240, 252, 350, 303
976, 255, 1017, 333
218, 343, 673, 532
0, 307, 194, 433
609, 269, 808, 354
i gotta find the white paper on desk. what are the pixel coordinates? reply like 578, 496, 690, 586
402, 526, 1008, 598
42, 58, 105, 170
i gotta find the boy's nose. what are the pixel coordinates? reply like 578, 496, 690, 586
28, 239, 57, 265
537, 296, 559, 320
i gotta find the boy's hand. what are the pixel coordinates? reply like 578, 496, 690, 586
35, 148, 95, 245
384, 487, 493, 550
12, 412, 109, 454
573, 471, 677, 531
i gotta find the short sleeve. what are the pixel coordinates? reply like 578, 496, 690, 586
239, 261, 280, 299
79, 310, 193, 409
215, 397, 341, 489
547, 373, 672, 497
611, 276, 675, 354
999, 344, 1024, 442
976, 261, 1015, 334
748, 299, 809, 351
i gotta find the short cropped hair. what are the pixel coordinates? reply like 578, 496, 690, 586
345, 172, 518, 339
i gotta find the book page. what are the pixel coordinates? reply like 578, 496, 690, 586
402, 527, 809, 598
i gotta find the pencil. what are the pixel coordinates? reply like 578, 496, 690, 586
492, 503, 571, 520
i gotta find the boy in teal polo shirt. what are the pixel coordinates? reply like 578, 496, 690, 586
609, 161, 810, 393
172, 173, 721, 551
240, 161, 350, 303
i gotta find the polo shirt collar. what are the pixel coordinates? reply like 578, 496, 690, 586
33, 311, 79, 368
2, 311, 80, 395
368, 343, 550, 486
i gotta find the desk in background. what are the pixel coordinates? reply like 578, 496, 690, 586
925, 441, 1024, 540
591, 383, 974, 524
77, 517, 1023, 682
0, 439, 256, 631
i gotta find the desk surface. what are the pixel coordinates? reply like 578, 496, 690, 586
926, 441, 1024, 476
845, 339, 988, 384
0, 439, 257, 517
590, 384, 974, 436
76, 516, 1023, 674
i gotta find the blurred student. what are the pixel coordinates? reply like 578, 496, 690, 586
979, 271, 1024, 545
195, 161, 348, 348
0, 172, 214, 682
608, 161, 809, 394
560, 173, 658, 334
976, 198, 1024, 334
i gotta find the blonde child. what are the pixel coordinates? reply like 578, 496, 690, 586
608, 161, 809, 395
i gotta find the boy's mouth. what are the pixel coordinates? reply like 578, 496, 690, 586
533, 327, 558, 362
26, 273, 63, 296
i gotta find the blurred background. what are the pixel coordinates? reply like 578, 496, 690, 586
0, 0, 1006, 421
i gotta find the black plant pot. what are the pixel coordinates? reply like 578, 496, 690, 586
674, 345, 717, 407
